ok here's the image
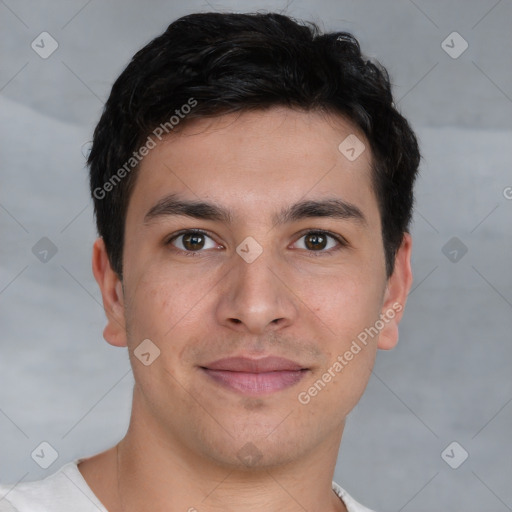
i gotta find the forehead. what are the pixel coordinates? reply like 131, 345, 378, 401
127, 107, 379, 230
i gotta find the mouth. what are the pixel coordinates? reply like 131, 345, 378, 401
200, 356, 309, 395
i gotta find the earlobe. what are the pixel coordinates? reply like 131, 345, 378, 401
377, 233, 413, 351
378, 321, 399, 350
92, 237, 128, 347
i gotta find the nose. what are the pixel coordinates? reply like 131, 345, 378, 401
215, 247, 299, 335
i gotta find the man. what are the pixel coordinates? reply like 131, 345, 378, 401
0, 11, 419, 512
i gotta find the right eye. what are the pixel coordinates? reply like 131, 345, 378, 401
166, 229, 220, 255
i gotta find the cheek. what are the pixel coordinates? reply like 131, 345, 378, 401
128, 264, 201, 328
122, 269, 201, 397
304, 264, 384, 335
123, 266, 185, 344
297, 274, 380, 418
123, 261, 219, 364
298, 269, 383, 408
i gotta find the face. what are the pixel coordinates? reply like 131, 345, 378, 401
94, 107, 412, 469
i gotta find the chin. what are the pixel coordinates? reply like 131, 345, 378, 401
193, 418, 315, 471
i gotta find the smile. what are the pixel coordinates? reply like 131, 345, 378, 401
200, 356, 309, 395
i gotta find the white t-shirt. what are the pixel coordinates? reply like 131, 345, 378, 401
0, 458, 376, 512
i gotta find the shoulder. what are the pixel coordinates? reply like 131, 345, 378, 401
332, 481, 378, 512
0, 459, 107, 512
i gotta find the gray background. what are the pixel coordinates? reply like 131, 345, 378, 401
1, 0, 511, 510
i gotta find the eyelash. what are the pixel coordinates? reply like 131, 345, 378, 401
165, 229, 347, 257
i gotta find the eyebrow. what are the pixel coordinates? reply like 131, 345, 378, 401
143, 193, 367, 227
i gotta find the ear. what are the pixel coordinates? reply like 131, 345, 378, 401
92, 237, 127, 347
377, 232, 413, 350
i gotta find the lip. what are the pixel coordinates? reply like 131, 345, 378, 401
200, 356, 309, 395
203, 356, 305, 373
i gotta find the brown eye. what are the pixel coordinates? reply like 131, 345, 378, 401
293, 230, 345, 254
182, 232, 205, 250
304, 232, 328, 250
168, 230, 218, 252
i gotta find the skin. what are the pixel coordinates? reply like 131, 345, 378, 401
80, 107, 413, 512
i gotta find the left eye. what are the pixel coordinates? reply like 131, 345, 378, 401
293, 231, 342, 252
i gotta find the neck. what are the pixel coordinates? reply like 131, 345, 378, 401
111, 388, 347, 512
